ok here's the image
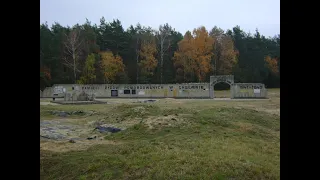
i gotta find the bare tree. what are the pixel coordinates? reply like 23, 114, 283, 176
155, 24, 172, 84
132, 24, 154, 84
135, 36, 140, 83
210, 26, 237, 76
63, 28, 83, 83
209, 26, 224, 75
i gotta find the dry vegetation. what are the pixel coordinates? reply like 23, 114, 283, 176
40, 89, 280, 180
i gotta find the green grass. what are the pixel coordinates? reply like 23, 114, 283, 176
40, 89, 280, 180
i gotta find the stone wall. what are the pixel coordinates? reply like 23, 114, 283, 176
42, 87, 53, 98
232, 83, 267, 99
40, 76, 268, 99
44, 83, 211, 98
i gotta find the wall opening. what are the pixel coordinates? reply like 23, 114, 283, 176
111, 90, 118, 97
124, 90, 131, 94
213, 82, 231, 98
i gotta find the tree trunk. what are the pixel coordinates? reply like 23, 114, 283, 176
160, 55, 163, 84
73, 53, 76, 83
214, 58, 217, 75
160, 42, 163, 84
136, 50, 139, 83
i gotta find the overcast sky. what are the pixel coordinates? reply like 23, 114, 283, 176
40, 0, 280, 37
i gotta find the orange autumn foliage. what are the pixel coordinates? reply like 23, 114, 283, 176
139, 38, 157, 78
215, 36, 238, 75
100, 51, 125, 83
265, 56, 279, 75
173, 31, 195, 82
40, 66, 51, 80
173, 27, 214, 82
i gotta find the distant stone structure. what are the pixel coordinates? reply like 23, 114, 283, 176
62, 90, 95, 102
209, 75, 235, 98
209, 75, 267, 99
40, 75, 267, 99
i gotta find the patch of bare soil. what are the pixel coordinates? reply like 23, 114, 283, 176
247, 106, 280, 116
40, 119, 97, 140
234, 105, 280, 116
256, 108, 280, 116
120, 118, 143, 127
40, 104, 190, 153
144, 114, 187, 129
233, 122, 254, 132
132, 106, 147, 114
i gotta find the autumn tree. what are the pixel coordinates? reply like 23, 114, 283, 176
128, 24, 154, 83
40, 66, 51, 90
210, 27, 238, 75
134, 24, 145, 83
173, 27, 214, 82
218, 36, 238, 75
192, 26, 214, 82
264, 56, 279, 75
78, 53, 96, 84
40, 18, 280, 87
163, 30, 183, 83
173, 31, 196, 82
40, 66, 51, 80
100, 51, 125, 83
63, 27, 84, 83
139, 35, 157, 83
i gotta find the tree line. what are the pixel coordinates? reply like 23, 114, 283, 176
40, 17, 280, 90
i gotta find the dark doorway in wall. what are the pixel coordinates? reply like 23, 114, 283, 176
111, 90, 118, 97
213, 82, 231, 98
124, 90, 131, 94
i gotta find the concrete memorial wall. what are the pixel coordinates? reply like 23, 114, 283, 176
232, 83, 267, 99
45, 83, 210, 98
40, 75, 268, 99
42, 87, 53, 98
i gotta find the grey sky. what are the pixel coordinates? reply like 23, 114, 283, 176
40, 0, 280, 37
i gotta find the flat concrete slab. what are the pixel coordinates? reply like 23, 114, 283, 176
50, 100, 108, 105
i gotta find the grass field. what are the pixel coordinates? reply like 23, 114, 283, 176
40, 89, 280, 180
